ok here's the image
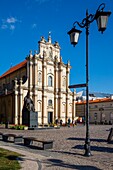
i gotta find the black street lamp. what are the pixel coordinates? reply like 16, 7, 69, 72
68, 3, 111, 156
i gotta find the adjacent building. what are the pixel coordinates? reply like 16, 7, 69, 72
76, 96, 113, 124
0, 35, 76, 126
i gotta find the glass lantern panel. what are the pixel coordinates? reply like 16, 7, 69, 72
96, 15, 108, 32
101, 16, 108, 28
70, 32, 79, 44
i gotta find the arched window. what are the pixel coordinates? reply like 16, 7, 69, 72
22, 75, 27, 84
48, 99, 52, 106
48, 76, 52, 86
94, 113, 97, 120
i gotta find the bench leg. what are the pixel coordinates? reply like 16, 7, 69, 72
107, 128, 113, 143
24, 139, 33, 146
3, 136, 8, 142
0, 134, 3, 140
43, 142, 53, 150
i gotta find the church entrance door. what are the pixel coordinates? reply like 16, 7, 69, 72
48, 112, 53, 124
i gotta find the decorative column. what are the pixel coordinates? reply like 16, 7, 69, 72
54, 58, 58, 120
66, 61, 70, 122
33, 52, 38, 111
28, 51, 33, 96
19, 78, 23, 125
14, 78, 18, 125
58, 57, 62, 119
42, 52, 47, 125
72, 90, 76, 120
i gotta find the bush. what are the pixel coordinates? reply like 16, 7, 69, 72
14, 125, 20, 130
19, 125, 25, 130
10, 125, 27, 130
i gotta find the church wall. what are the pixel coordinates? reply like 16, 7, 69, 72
0, 94, 13, 124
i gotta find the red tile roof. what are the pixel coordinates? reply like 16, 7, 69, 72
76, 98, 113, 104
0, 60, 27, 79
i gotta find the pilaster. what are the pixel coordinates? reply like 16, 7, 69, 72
58, 59, 63, 119
54, 59, 58, 120
14, 78, 18, 125
19, 78, 23, 125
42, 57, 47, 125
72, 90, 76, 119
33, 53, 38, 111
26, 51, 33, 95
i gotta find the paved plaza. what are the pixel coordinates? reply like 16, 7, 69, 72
0, 124, 113, 170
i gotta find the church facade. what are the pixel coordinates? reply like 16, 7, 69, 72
0, 35, 76, 126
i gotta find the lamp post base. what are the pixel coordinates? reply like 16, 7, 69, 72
84, 143, 91, 156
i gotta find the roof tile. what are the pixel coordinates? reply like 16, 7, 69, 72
0, 60, 27, 79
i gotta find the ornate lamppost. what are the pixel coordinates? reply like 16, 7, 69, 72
68, 3, 111, 156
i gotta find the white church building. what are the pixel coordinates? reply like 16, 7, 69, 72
0, 35, 76, 126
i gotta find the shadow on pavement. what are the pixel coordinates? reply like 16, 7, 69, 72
67, 137, 107, 143
45, 158, 101, 170
51, 150, 83, 156
73, 145, 113, 153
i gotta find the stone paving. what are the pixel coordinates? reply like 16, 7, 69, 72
0, 124, 113, 170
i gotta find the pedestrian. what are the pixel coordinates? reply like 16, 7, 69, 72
68, 118, 71, 127
72, 119, 75, 127
60, 119, 63, 127
55, 119, 58, 125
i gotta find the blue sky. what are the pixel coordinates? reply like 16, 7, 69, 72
0, 0, 113, 94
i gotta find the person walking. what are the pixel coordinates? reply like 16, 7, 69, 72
68, 118, 71, 127
72, 119, 75, 127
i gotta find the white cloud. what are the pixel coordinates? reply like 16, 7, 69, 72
10, 25, 15, 30
1, 24, 8, 29
1, 17, 20, 31
32, 23, 37, 29
6, 17, 17, 24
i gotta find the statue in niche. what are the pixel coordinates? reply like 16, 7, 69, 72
43, 50, 47, 58
55, 55, 58, 62
63, 77, 66, 86
49, 47, 53, 59
23, 91, 35, 112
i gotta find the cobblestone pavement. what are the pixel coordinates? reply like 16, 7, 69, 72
0, 124, 113, 170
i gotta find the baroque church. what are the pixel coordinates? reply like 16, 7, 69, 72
0, 35, 76, 126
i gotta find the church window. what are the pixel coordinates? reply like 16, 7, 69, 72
22, 75, 27, 84
94, 113, 97, 120
48, 99, 52, 106
48, 76, 52, 86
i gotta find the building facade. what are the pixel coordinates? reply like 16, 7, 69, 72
0, 35, 76, 125
76, 97, 113, 124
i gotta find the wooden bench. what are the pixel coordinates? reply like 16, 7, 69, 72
2, 134, 23, 143
23, 137, 54, 150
